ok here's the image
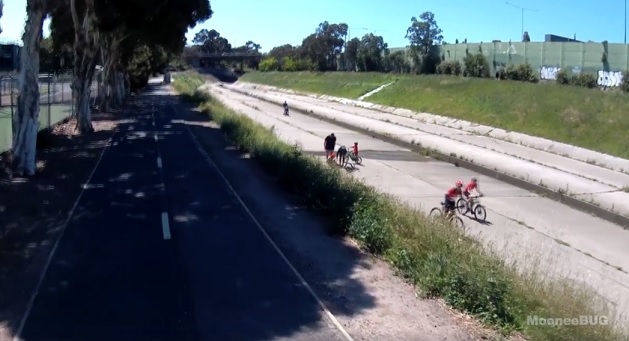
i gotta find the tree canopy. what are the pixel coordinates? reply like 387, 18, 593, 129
259, 21, 395, 73
193, 29, 232, 53
257, 13, 447, 74
47, 0, 212, 83
12, 0, 213, 175
406, 11, 443, 54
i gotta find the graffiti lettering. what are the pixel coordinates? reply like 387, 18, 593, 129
597, 70, 624, 87
540, 66, 560, 80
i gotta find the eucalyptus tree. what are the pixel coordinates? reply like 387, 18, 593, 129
12, 0, 212, 176
300, 21, 348, 71
405, 11, 443, 73
11, 0, 49, 176
356, 33, 388, 71
49, 0, 211, 133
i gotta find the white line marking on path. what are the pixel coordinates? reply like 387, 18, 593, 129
161, 212, 171, 240
174, 105, 353, 341
13, 131, 117, 341
81, 183, 105, 189
152, 106, 169, 243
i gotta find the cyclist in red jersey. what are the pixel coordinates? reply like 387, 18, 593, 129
463, 177, 484, 209
444, 181, 464, 214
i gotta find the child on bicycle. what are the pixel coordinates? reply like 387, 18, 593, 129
352, 142, 358, 158
463, 177, 484, 209
444, 181, 464, 215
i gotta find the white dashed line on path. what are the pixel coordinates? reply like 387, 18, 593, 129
161, 212, 171, 240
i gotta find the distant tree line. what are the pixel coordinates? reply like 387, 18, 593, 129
250, 11, 629, 93
170, 11, 531, 76
255, 12, 446, 73
174, 29, 262, 70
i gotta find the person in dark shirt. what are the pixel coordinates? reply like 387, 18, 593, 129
336, 145, 348, 166
324, 133, 336, 159
283, 101, 289, 116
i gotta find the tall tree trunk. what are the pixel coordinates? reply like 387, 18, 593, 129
97, 44, 107, 111
124, 73, 130, 96
114, 71, 125, 105
99, 37, 114, 111
96, 33, 127, 112
74, 51, 98, 133
70, 0, 98, 134
100, 53, 112, 112
12, 0, 46, 176
109, 68, 123, 107
104, 63, 123, 109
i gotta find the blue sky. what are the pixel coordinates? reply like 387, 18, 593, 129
1, 0, 627, 51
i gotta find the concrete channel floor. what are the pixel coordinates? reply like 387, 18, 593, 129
205, 83, 629, 327
231, 82, 629, 219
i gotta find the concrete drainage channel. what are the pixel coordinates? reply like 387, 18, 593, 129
219, 85, 629, 230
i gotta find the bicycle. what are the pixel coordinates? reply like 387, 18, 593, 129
429, 201, 465, 231
347, 150, 362, 165
456, 195, 487, 222
335, 150, 355, 169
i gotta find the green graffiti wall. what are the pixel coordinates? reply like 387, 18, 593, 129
390, 42, 629, 86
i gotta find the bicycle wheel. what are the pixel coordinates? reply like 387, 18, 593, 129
451, 215, 466, 231
473, 205, 487, 222
456, 198, 468, 215
356, 156, 363, 164
429, 207, 442, 219
344, 158, 354, 169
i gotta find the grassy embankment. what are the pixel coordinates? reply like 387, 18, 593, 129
240, 71, 629, 159
173, 72, 626, 341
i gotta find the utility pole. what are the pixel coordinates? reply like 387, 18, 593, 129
625, 0, 627, 43
346, 27, 369, 47
505, 2, 539, 39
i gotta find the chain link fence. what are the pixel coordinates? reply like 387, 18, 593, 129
0, 73, 100, 153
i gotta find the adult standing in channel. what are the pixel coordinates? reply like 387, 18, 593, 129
324, 133, 336, 160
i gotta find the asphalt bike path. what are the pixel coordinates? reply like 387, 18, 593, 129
16, 83, 348, 341
18, 93, 193, 341
153, 89, 346, 340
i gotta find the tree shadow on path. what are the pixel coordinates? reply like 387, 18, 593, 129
0, 110, 121, 340
2, 84, 379, 341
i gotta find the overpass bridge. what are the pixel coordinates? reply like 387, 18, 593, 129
188, 52, 262, 69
